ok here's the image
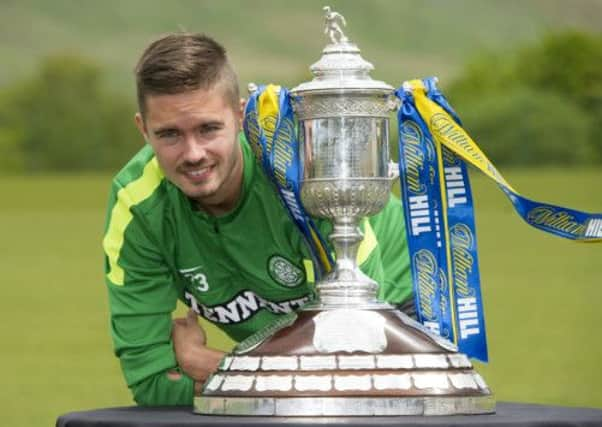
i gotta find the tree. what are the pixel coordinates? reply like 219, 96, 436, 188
456, 87, 593, 166
0, 54, 140, 173
445, 31, 602, 164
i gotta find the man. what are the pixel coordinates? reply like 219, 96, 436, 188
102, 32, 412, 406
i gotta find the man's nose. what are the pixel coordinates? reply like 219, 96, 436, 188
182, 136, 206, 163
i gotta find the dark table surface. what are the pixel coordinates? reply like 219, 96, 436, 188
56, 402, 602, 427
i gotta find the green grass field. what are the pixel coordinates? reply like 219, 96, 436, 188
1, 2, 601, 425
0, 168, 601, 425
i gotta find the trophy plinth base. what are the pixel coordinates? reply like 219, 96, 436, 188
195, 309, 495, 416
195, 394, 495, 416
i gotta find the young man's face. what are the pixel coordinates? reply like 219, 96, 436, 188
136, 85, 244, 212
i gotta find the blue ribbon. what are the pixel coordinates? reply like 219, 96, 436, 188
396, 88, 457, 348
243, 85, 334, 280
396, 78, 489, 361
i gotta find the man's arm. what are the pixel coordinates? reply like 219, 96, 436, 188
108, 272, 195, 405
172, 309, 225, 395
103, 180, 221, 405
365, 194, 413, 304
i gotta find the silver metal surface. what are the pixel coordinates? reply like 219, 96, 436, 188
221, 375, 255, 392
233, 311, 298, 355
333, 374, 372, 391
301, 179, 392, 219
474, 373, 489, 390
219, 356, 233, 370
449, 373, 479, 390
294, 96, 395, 120
255, 375, 293, 392
260, 356, 299, 371
448, 353, 472, 368
194, 395, 496, 416
413, 354, 450, 369
299, 355, 337, 370
376, 355, 414, 369
395, 309, 459, 352
323, 6, 348, 44
412, 373, 450, 390
312, 309, 387, 353
229, 356, 261, 371
289, 6, 399, 309
204, 374, 224, 392
204, 371, 494, 394
290, 16, 394, 95
373, 373, 412, 390
294, 375, 333, 391
338, 355, 376, 370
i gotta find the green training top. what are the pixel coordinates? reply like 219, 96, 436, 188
102, 135, 412, 406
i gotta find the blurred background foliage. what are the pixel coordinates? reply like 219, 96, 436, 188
0, 0, 601, 173
0, 54, 140, 172
447, 31, 602, 165
1, 2, 601, 425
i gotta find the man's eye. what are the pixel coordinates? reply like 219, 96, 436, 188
157, 130, 180, 143
159, 130, 179, 139
200, 125, 221, 134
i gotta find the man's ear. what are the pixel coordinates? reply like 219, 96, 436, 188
134, 112, 149, 143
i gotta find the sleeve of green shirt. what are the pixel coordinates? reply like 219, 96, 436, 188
369, 194, 413, 304
359, 194, 413, 304
103, 180, 193, 406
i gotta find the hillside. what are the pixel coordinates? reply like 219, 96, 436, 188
2, 0, 601, 95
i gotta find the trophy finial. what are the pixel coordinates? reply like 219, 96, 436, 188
322, 5, 349, 44
247, 82, 258, 95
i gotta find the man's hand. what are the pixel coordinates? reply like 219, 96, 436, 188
173, 309, 207, 349
172, 309, 225, 387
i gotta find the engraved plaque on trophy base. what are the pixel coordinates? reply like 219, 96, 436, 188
195, 309, 495, 416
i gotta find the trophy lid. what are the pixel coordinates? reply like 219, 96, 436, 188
291, 6, 394, 95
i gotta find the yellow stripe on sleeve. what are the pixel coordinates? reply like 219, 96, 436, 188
303, 259, 315, 284
103, 158, 164, 286
357, 218, 377, 266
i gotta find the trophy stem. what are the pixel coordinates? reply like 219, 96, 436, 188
329, 217, 362, 280
309, 216, 390, 309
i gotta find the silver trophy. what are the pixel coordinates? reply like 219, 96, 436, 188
195, 7, 495, 416
295, 8, 397, 310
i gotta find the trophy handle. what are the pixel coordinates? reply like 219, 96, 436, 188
388, 161, 399, 181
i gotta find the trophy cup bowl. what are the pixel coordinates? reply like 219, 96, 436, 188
299, 113, 392, 220
297, 95, 397, 307
291, 34, 403, 308
195, 6, 495, 416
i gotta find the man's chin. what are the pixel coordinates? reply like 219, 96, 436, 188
177, 181, 215, 201
185, 189, 215, 202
